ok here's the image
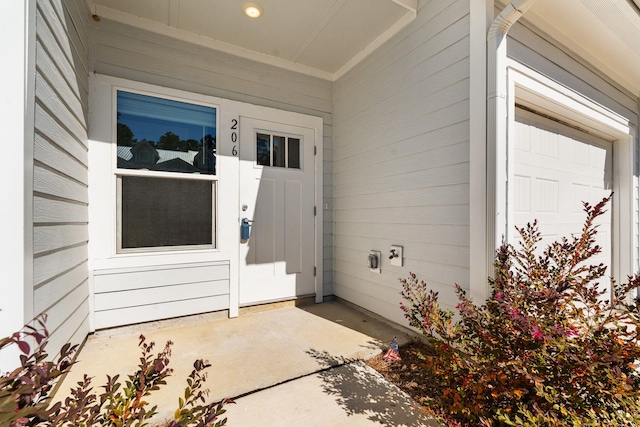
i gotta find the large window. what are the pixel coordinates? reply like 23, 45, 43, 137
115, 90, 218, 252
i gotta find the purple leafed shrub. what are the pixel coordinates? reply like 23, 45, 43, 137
400, 195, 640, 426
0, 316, 230, 427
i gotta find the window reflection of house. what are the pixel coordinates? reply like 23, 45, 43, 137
130, 140, 160, 165
193, 140, 216, 174
116, 90, 217, 176
155, 157, 200, 173
117, 144, 205, 173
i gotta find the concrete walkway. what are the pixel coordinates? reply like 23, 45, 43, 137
56, 300, 442, 426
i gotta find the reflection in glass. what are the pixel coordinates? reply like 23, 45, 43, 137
256, 133, 301, 169
116, 91, 217, 174
273, 135, 286, 168
288, 138, 300, 169
257, 133, 270, 166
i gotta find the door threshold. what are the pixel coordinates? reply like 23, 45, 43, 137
239, 295, 316, 315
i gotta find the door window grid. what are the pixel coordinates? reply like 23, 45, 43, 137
256, 133, 301, 169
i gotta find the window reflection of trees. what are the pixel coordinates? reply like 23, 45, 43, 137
116, 124, 216, 174
257, 133, 271, 166
255, 133, 301, 169
116, 92, 217, 175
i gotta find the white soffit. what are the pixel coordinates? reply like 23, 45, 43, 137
89, 0, 417, 81
526, 0, 640, 96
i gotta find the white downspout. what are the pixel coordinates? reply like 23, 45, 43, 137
485, 0, 539, 285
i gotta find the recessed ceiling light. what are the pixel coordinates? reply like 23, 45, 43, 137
243, 2, 263, 18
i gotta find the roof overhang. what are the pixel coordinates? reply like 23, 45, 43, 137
88, 0, 640, 93
524, 0, 640, 97
87, 0, 417, 81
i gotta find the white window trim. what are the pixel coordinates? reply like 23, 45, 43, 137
113, 87, 220, 254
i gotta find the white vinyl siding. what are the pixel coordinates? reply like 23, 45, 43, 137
332, 0, 471, 324
508, 19, 640, 282
93, 19, 335, 295
33, 0, 91, 356
93, 261, 230, 329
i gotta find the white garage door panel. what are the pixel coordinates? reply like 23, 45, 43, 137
513, 109, 612, 274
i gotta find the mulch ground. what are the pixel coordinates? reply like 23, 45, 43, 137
366, 341, 468, 427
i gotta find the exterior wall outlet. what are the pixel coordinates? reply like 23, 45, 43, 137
389, 245, 403, 267
369, 250, 381, 273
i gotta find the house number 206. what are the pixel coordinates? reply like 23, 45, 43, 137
231, 119, 238, 156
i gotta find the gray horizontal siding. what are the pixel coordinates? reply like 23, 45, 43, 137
332, 0, 472, 324
33, 0, 91, 357
508, 22, 638, 121
94, 18, 335, 295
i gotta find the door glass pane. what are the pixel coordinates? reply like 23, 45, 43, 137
273, 135, 286, 167
288, 138, 300, 169
256, 133, 270, 166
117, 91, 217, 175
121, 176, 213, 249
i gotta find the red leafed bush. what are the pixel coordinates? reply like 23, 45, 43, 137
400, 195, 640, 426
0, 316, 230, 427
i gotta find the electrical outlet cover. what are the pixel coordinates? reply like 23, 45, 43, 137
369, 250, 381, 273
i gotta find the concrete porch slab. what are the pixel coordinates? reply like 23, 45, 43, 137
55, 299, 438, 425
225, 361, 441, 426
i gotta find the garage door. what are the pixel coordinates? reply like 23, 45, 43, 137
513, 108, 613, 275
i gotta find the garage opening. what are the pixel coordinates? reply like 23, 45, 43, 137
511, 107, 613, 284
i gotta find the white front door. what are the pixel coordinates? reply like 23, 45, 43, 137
239, 117, 316, 305
512, 108, 613, 281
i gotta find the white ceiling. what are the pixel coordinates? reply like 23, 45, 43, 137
89, 0, 417, 80
89, 0, 640, 94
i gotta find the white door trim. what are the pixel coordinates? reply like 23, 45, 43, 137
238, 117, 318, 305
235, 109, 323, 304
500, 60, 636, 289
314, 123, 324, 303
